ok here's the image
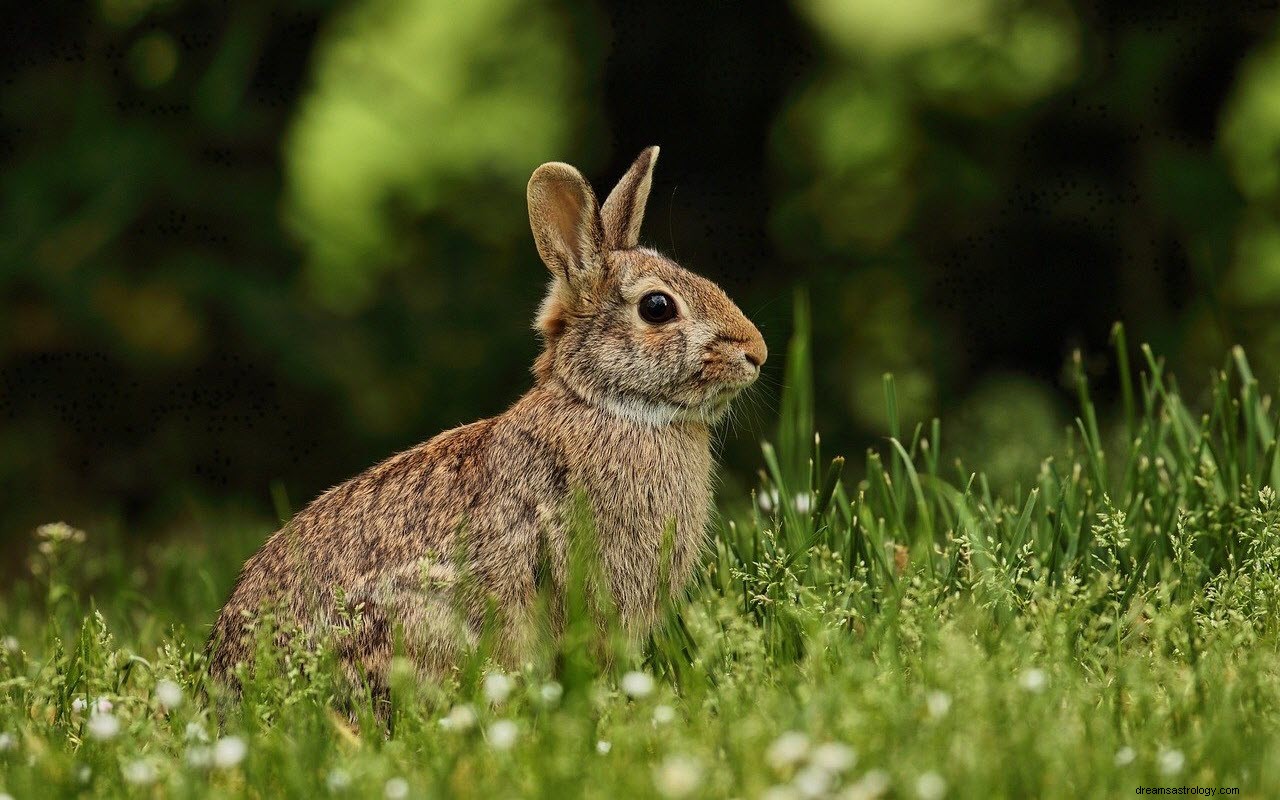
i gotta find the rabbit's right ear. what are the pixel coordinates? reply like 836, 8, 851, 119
527, 162, 604, 289
601, 146, 658, 250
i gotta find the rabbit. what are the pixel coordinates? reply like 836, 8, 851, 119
207, 147, 767, 689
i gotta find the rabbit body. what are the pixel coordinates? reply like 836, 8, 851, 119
209, 148, 765, 685
208, 382, 712, 681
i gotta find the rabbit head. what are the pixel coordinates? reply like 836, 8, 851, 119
527, 147, 767, 426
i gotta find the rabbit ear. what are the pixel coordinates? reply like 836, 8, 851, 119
528, 162, 604, 287
601, 146, 659, 250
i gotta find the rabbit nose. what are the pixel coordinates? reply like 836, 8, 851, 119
743, 333, 767, 369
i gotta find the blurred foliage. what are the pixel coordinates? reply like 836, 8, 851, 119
4, 1, 1280, 541
284, 0, 588, 312
772, 1, 1280, 466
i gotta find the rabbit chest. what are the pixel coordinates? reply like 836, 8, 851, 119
530, 391, 714, 624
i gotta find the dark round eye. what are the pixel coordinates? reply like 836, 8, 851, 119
638, 292, 677, 324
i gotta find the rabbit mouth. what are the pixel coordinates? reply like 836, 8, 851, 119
700, 384, 746, 418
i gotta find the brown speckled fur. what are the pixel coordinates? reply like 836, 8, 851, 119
207, 147, 767, 687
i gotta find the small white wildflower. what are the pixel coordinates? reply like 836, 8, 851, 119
793, 765, 831, 798
793, 493, 813, 514
122, 759, 156, 785
1158, 748, 1185, 776
915, 771, 947, 800
213, 735, 247, 768
71, 697, 87, 713
94, 697, 113, 714
87, 712, 120, 740
761, 786, 800, 800
811, 742, 856, 773
327, 768, 351, 791
440, 704, 477, 732
1018, 668, 1047, 693
186, 746, 213, 769
850, 769, 891, 800
155, 679, 183, 710
926, 691, 952, 719
758, 488, 780, 514
596, 740, 612, 754
653, 754, 703, 798
185, 721, 210, 742
1114, 746, 1136, 766
75, 764, 92, 783
2, 636, 18, 654
487, 719, 519, 751
621, 670, 655, 699
484, 672, 514, 705
384, 777, 409, 799
652, 704, 677, 726
766, 731, 810, 771
0, 732, 15, 752
0, 793, 13, 800
539, 681, 563, 706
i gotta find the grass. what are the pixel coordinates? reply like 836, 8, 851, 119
3, 301, 1280, 798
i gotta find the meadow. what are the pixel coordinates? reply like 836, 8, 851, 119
1, 306, 1278, 799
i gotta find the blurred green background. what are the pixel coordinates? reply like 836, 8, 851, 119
4, 0, 1280, 542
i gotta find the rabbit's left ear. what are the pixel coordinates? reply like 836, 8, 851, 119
601, 146, 659, 250
528, 162, 604, 288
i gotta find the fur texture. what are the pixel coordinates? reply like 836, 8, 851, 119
208, 147, 767, 686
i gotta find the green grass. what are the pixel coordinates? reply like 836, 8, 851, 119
3, 304, 1280, 798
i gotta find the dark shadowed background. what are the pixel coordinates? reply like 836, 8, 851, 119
4, 0, 1280, 544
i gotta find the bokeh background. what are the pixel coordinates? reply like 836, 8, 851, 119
5, 0, 1280, 543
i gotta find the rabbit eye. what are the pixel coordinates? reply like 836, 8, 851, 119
638, 292, 677, 324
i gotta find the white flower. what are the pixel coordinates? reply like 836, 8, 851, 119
487, 719, 519, 750
1114, 746, 1136, 767
87, 712, 120, 740
0, 793, 12, 800
1158, 748, 1185, 776
652, 704, 677, 726
384, 777, 409, 799
75, 764, 92, 783
811, 742, 856, 773
915, 771, 947, 800
766, 731, 810, 771
761, 787, 800, 800
155, 679, 183, 710
596, 740, 612, 754
327, 768, 351, 791
758, 488, 780, 514
185, 721, 210, 742
186, 746, 213, 769
539, 681, 563, 706
213, 736, 247, 768
848, 769, 891, 800
1018, 668, 1047, 693
0, 732, 15, 752
793, 765, 831, 798
440, 704, 476, 732
122, 759, 157, 785
484, 671, 514, 705
793, 493, 813, 514
621, 671, 655, 699
71, 697, 87, 713
2, 636, 18, 654
653, 754, 703, 798
925, 691, 952, 719
94, 697, 113, 714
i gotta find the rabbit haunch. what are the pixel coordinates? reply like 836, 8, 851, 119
208, 147, 766, 685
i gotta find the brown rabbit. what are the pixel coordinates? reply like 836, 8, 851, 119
208, 147, 766, 687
